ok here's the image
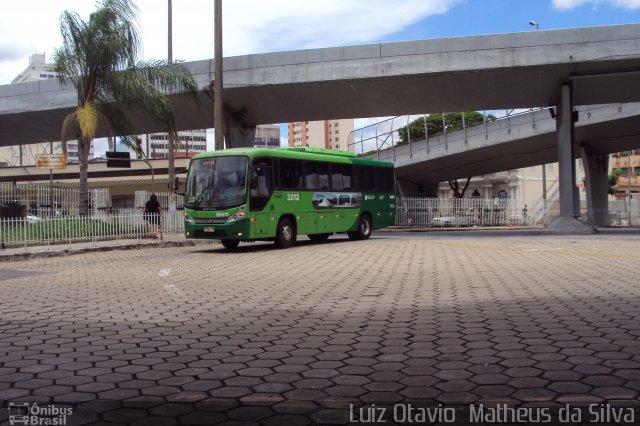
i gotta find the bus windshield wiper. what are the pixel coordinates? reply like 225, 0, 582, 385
193, 183, 210, 207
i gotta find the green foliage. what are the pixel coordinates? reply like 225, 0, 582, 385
608, 168, 623, 195
397, 112, 497, 145
1, 218, 146, 243
54, 0, 199, 214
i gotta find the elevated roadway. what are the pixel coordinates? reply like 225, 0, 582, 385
1, 23, 640, 146
370, 103, 640, 190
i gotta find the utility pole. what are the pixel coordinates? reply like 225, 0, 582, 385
167, 0, 176, 210
214, 0, 224, 151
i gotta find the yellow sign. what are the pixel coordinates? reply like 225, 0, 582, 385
35, 154, 67, 170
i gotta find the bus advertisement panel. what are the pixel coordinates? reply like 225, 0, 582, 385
182, 147, 395, 249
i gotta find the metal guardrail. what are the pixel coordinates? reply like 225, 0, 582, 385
347, 104, 629, 159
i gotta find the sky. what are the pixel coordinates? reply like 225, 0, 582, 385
1, 0, 639, 154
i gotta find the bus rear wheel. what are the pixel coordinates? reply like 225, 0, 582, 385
308, 233, 330, 242
221, 239, 240, 250
275, 217, 296, 249
348, 214, 372, 240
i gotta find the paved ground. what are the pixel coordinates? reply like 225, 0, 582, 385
1, 230, 640, 425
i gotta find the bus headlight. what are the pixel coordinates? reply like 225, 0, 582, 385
184, 212, 196, 224
226, 205, 246, 222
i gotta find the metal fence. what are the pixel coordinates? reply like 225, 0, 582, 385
396, 197, 533, 227
0, 183, 86, 217
396, 197, 639, 228
0, 210, 184, 248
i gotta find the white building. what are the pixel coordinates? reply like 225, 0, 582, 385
254, 125, 281, 148
137, 129, 208, 159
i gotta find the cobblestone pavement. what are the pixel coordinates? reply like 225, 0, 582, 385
0, 232, 639, 425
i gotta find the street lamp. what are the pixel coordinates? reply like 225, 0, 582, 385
529, 20, 539, 30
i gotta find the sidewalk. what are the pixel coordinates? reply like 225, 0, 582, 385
0, 226, 548, 261
0, 233, 201, 261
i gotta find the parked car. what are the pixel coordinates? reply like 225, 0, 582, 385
26, 213, 41, 224
431, 211, 480, 227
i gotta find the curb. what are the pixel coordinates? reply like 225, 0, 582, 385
377, 226, 543, 232
0, 240, 210, 262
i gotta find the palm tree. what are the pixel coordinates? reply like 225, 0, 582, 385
54, 0, 199, 215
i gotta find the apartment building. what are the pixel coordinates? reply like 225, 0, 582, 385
288, 119, 354, 151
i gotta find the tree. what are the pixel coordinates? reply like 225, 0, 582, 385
608, 168, 623, 195
397, 111, 497, 145
54, 0, 199, 215
448, 177, 472, 199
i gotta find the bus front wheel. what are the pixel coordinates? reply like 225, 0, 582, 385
221, 239, 240, 250
348, 214, 372, 240
275, 217, 296, 249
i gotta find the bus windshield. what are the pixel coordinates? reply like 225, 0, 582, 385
185, 156, 248, 210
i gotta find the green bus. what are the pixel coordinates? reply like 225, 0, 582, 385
182, 147, 396, 249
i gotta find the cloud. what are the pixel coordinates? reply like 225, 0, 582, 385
136, 0, 462, 61
552, 0, 640, 9
0, 0, 462, 84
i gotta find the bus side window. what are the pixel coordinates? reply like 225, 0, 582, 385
250, 158, 273, 211
317, 163, 330, 190
278, 159, 304, 189
331, 164, 353, 191
355, 165, 374, 192
374, 167, 394, 192
305, 162, 319, 190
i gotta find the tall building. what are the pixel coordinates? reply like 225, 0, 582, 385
11, 53, 57, 83
254, 125, 281, 148
0, 53, 90, 165
138, 130, 208, 159
288, 119, 354, 151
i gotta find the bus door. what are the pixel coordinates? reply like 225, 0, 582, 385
306, 162, 333, 234
249, 158, 274, 238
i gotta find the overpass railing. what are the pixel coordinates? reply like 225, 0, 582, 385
347, 104, 625, 160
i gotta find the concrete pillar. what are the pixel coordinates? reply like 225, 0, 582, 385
223, 105, 256, 148
580, 145, 610, 227
545, 84, 593, 234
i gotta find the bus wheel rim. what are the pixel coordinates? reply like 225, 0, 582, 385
361, 219, 370, 235
283, 225, 292, 241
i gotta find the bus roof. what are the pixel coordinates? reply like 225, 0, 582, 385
192, 147, 394, 168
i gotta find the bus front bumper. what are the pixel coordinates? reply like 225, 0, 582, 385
184, 219, 250, 240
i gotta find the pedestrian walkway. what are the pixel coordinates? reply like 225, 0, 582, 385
0, 233, 192, 261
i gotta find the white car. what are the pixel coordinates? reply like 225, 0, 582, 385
26, 213, 41, 224
431, 212, 480, 227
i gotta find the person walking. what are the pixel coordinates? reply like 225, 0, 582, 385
145, 194, 163, 239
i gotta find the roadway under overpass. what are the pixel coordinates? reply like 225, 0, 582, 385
1, 23, 640, 231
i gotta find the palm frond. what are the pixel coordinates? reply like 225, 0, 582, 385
133, 60, 200, 103
76, 102, 99, 139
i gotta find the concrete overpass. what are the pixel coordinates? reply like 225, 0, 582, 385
1, 23, 640, 147
371, 103, 640, 188
2, 23, 640, 232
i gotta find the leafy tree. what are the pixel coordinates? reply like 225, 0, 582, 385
397, 111, 497, 145
54, 0, 199, 215
608, 168, 623, 195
